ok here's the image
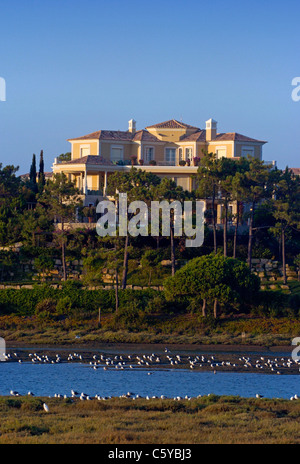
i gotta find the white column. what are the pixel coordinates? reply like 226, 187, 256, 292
84, 168, 88, 194
80, 172, 83, 192
104, 171, 107, 196
139, 143, 143, 163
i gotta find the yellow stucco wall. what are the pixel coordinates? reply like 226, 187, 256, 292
72, 141, 99, 159
207, 142, 234, 158
235, 143, 262, 159
100, 142, 137, 162
146, 128, 188, 142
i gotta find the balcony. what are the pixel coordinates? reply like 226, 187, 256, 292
87, 189, 103, 196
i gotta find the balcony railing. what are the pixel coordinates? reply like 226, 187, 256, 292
87, 189, 104, 196
78, 189, 104, 196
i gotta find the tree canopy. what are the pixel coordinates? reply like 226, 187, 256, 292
164, 253, 260, 318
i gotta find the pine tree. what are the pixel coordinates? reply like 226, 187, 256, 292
270, 168, 300, 284
29, 154, 38, 194
38, 150, 45, 191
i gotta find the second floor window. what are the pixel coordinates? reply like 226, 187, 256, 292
145, 147, 154, 162
80, 145, 91, 157
185, 148, 193, 160
165, 148, 176, 165
111, 146, 124, 162
216, 147, 226, 159
241, 146, 255, 157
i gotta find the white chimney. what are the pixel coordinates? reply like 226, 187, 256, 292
205, 118, 217, 141
128, 119, 136, 133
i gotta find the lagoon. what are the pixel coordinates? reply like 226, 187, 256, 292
1, 361, 299, 400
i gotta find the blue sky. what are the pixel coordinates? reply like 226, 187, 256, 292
0, 0, 299, 174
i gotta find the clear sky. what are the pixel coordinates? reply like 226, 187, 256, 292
0, 0, 299, 174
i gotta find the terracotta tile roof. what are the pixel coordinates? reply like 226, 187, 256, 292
68, 131, 101, 141
214, 132, 267, 143
67, 125, 266, 145
132, 129, 161, 142
68, 130, 133, 142
59, 155, 115, 166
180, 130, 207, 142
289, 168, 300, 176
100, 130, 133, 141
146, 119, 200, 130
68, 129, 161, 143
20, 172, 52, 179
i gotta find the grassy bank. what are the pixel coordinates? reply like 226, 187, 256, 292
1, 313, 300, 346
0, 395, 300, 444
0, 281, 299, 347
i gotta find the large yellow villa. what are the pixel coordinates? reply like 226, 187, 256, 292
52, 118, 267, 208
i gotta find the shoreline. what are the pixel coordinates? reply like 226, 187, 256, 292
6, 341, 294, 353
4, 341, 298, 376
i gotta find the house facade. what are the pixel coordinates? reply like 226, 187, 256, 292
52, 118, 267, 212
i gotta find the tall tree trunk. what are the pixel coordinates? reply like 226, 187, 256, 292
282, 226, 287, 285
202, 299, 207, 317
212, 185, 217, 254
247, 201, 255, 269
223, 200, 228, 257
213, 299, 218, 319
170, 221, 176, 277
233, 201, 240, 259
61, 221, 67, 281
115, 268, 119, 313
62, 241, 66, 281
121, 235, 129, 289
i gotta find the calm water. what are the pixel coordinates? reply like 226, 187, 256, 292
0, 362, 299, 399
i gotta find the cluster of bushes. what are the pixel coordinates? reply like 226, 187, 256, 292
0, 282, 298, 327
0, 281, 162, 319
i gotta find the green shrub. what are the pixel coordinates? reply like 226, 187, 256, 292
35, 298, 57, 317
112, 303, 147, 331
0, 286, 162, 316
56, 296, 72, 315
287, 294, 300, 315
257, 290, 286, 316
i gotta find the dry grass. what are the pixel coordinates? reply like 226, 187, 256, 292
1, 313, 298, 347
0, 396, 300, 444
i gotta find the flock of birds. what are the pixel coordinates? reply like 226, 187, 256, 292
3, 348, 300, 373
3, 348, 300, 406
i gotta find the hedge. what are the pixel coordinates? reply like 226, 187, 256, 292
0, 283, 159, 316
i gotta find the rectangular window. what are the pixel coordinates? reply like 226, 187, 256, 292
241, 146, 255, 158
111, 146, 124, 162
87, 176, 93, 191
216, 147, 226, 159
165, 148, 176, 165
185, 148, 193, 160
80, 145, 91, 157
145, 147, 154, 162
